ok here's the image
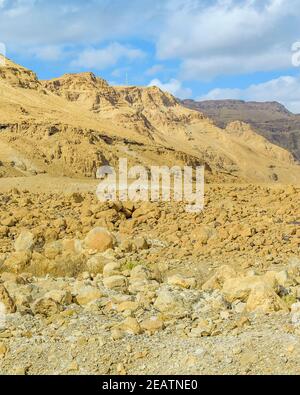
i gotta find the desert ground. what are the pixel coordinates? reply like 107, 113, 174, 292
0, 56, 299, 375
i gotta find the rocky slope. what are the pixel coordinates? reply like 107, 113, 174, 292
182, 99, 300, 161
0, 184, 299, 374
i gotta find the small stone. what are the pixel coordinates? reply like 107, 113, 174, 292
31, 297, 62, 317
75, 286, 102, 306
117, 301, 139, 313
133, 237, 149, 250
167, 274, 196, 289
44, 290, 72, 305
111, 328, 124, 340
141, 317, 164, 334
119, 317, 141, 335
103, 275, 127, 291
14, 231, 35, 252
103, 261, 121, 278
0, 284, 16, 313
0, 342, 8, 358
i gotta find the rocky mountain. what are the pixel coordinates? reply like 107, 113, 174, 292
0, 56, 299, 184
182, 99, 300, 161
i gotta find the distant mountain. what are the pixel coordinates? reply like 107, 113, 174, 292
182, 99, 300, 161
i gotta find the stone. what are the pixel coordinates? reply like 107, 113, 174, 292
84, 227, 115, 252
44, 241, 63, 259
103, 275, 127, 291
116, 301, 139, 313
291, 302, 300, 326
133, 237, 149, 250
154, 287, 188, 318
246, 283, 288, 313
222, 276, 267, 303
44, 290, 72, 305
167, 274, 196, 289
31, 297, 62, 317
1, 216, 16, 227
0, 284, 16, 313
130, 265, 150, 282
86, 255, 109, 274
190, 319, 213, 337
119, 317, 141, 335
75, 286, 102, 306
103, 261, 121, 278
14, 231, 35, 252
0, 342, 8, 358
141, 317, 164, 334
4, 252, 31, 274
202, 265, 237, 291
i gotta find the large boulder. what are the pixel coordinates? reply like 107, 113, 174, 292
14, 230, 35, 252
154, 287, 193, 318
246, 283, 288, 313
75, 286, 102, 306
84, 227, 115, 252
31, 297, 62, 317
202, 265, 237, 291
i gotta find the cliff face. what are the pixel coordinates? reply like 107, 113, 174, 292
182, 99, 300, 161
0, 57, 299, 183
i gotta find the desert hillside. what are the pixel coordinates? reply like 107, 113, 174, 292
182, 99, 300, 162
0, 56, 299, 184
0, 56, 300, 376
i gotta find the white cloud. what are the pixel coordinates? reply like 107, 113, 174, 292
199, 75, 300, 113
0, 0, 300, 83
30, 45, 64, 61
145, 64, 164, 76
148, 78, 192, 98
156, 0, 300, 80
71, 43, 145, 70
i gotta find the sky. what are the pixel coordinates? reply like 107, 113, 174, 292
1, 0, 300, 112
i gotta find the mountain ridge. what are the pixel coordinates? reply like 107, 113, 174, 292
0, 56, 299, 184
182, 99, 300, 161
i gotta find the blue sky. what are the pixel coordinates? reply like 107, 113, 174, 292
1, 0, 300, 112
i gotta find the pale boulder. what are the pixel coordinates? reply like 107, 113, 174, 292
0, 284, 16, 313
103, 275, 127, 291
14, 231, 35, 252
246, 283, 288, 313
75, 286, 102, 306
202, 265, 237, 291
31, 297, 62, 317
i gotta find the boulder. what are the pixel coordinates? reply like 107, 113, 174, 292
119, 317, 141, 335
103, 261, 121, 278
84, 227, 115, 252
14, 231, 35, 252
246, 283, 288, 313
202, 265, 237, 291
31, 297, 62, 317
141, 317, 164, 334
0, 284, 16, 313
103, 275, 127, 291
167, 274, 196, 289
75, 286, 102, 306
154, 287, 190, 318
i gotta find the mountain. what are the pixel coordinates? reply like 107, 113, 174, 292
182, 99, 300, 161
0, 55, 299, 184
